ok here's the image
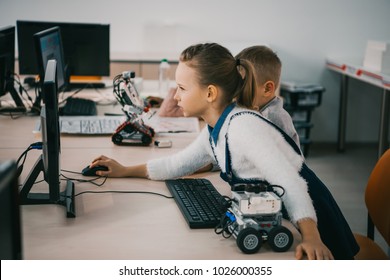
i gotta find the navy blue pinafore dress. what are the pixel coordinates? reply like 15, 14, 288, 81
210, 111, 359, 260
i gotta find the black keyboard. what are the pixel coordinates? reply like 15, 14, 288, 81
165, 178, 226, 229
61, 97, 97, 116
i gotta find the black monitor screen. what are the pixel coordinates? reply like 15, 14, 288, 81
0, 160, 22, 260
17, 20, 110, 77
34, 26, 66, 91
0, 26, 15, 97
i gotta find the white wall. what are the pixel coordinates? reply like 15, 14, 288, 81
1, 0, 390, 143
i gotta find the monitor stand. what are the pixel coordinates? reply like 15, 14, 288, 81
19, 155, 76, 218
0, 79, 27, 113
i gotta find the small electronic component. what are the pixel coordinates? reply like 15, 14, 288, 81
154, 139, 172, 148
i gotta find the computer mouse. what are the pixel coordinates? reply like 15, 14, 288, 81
82, 165, 109, 176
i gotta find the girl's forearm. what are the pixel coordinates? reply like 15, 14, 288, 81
124, 164, 148, 178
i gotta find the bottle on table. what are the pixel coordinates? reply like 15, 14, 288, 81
158, 58, 171, 98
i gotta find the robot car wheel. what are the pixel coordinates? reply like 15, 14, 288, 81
112, 134, 123, 144
236, 227, 262, 254
267, 225, 293, 252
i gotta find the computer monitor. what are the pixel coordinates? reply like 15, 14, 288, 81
0, 160, 22, 260
19, 59, 75, 218
17, 20, 110, 79
33, 26, 67, 92
0, 25, 26, 112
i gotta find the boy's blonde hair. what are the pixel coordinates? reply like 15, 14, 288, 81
236, 45, 282, 87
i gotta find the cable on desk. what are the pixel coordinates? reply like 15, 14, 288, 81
215, 210, 238, 239
60, 169, 173, 199
12, 73, 34, 106
15, 142, 43, 178
60, 171, 108, 187
73, 190, 173, 199
58, 86, 86, 105
0, 109, 26, 118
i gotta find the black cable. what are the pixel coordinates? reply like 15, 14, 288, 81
0, 111, 26, 118
12, 73, 34, 105
270, 184, 286, 197
15, 142, 43, 178
60, 168, 173, 199
58, 87, 85, 105
60, 173, 108, 187
17, 179, 45, 188
73, 190, 173, 199
61, 169, 83, 174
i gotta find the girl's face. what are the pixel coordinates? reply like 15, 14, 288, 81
174, 62, 209, 118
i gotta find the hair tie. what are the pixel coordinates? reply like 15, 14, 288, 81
236, 58, 241, 66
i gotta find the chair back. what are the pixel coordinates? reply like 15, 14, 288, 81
365, 149, 390, 246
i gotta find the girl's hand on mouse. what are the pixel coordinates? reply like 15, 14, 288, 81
90, 155, 127, 177
91, 155, 148, 178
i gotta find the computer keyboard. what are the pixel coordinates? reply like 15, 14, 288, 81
59, 116, 124, 134
165, 178, 226, 229
61, 97, 97, 116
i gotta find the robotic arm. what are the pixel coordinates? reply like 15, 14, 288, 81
111, 71, 155, 146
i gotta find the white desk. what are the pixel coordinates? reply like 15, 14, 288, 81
326, 58, 390, 159
0, 91, 300, 260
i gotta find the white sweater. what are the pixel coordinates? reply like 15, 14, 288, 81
147, 106, 317, 225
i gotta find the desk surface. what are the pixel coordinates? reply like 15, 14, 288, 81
0, 88, 301, 260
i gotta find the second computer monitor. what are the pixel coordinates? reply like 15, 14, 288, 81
33, 26, 66, 92
0, 26, 15, 97
17, 20, 110, 77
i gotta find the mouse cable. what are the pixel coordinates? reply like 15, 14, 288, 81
60, 169, 173, 198
61, 169, 108, 186
73, 190, 173, 199
60, 172, 108, 187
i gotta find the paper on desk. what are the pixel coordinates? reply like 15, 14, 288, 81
144, 114, 200, 133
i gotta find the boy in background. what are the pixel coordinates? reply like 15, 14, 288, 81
236, 45, 300, 147
157, 45, 300, 147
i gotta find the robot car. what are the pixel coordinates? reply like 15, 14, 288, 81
217, 184, 293, 254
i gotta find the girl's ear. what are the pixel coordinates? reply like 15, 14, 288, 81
206, 85, 218, 102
